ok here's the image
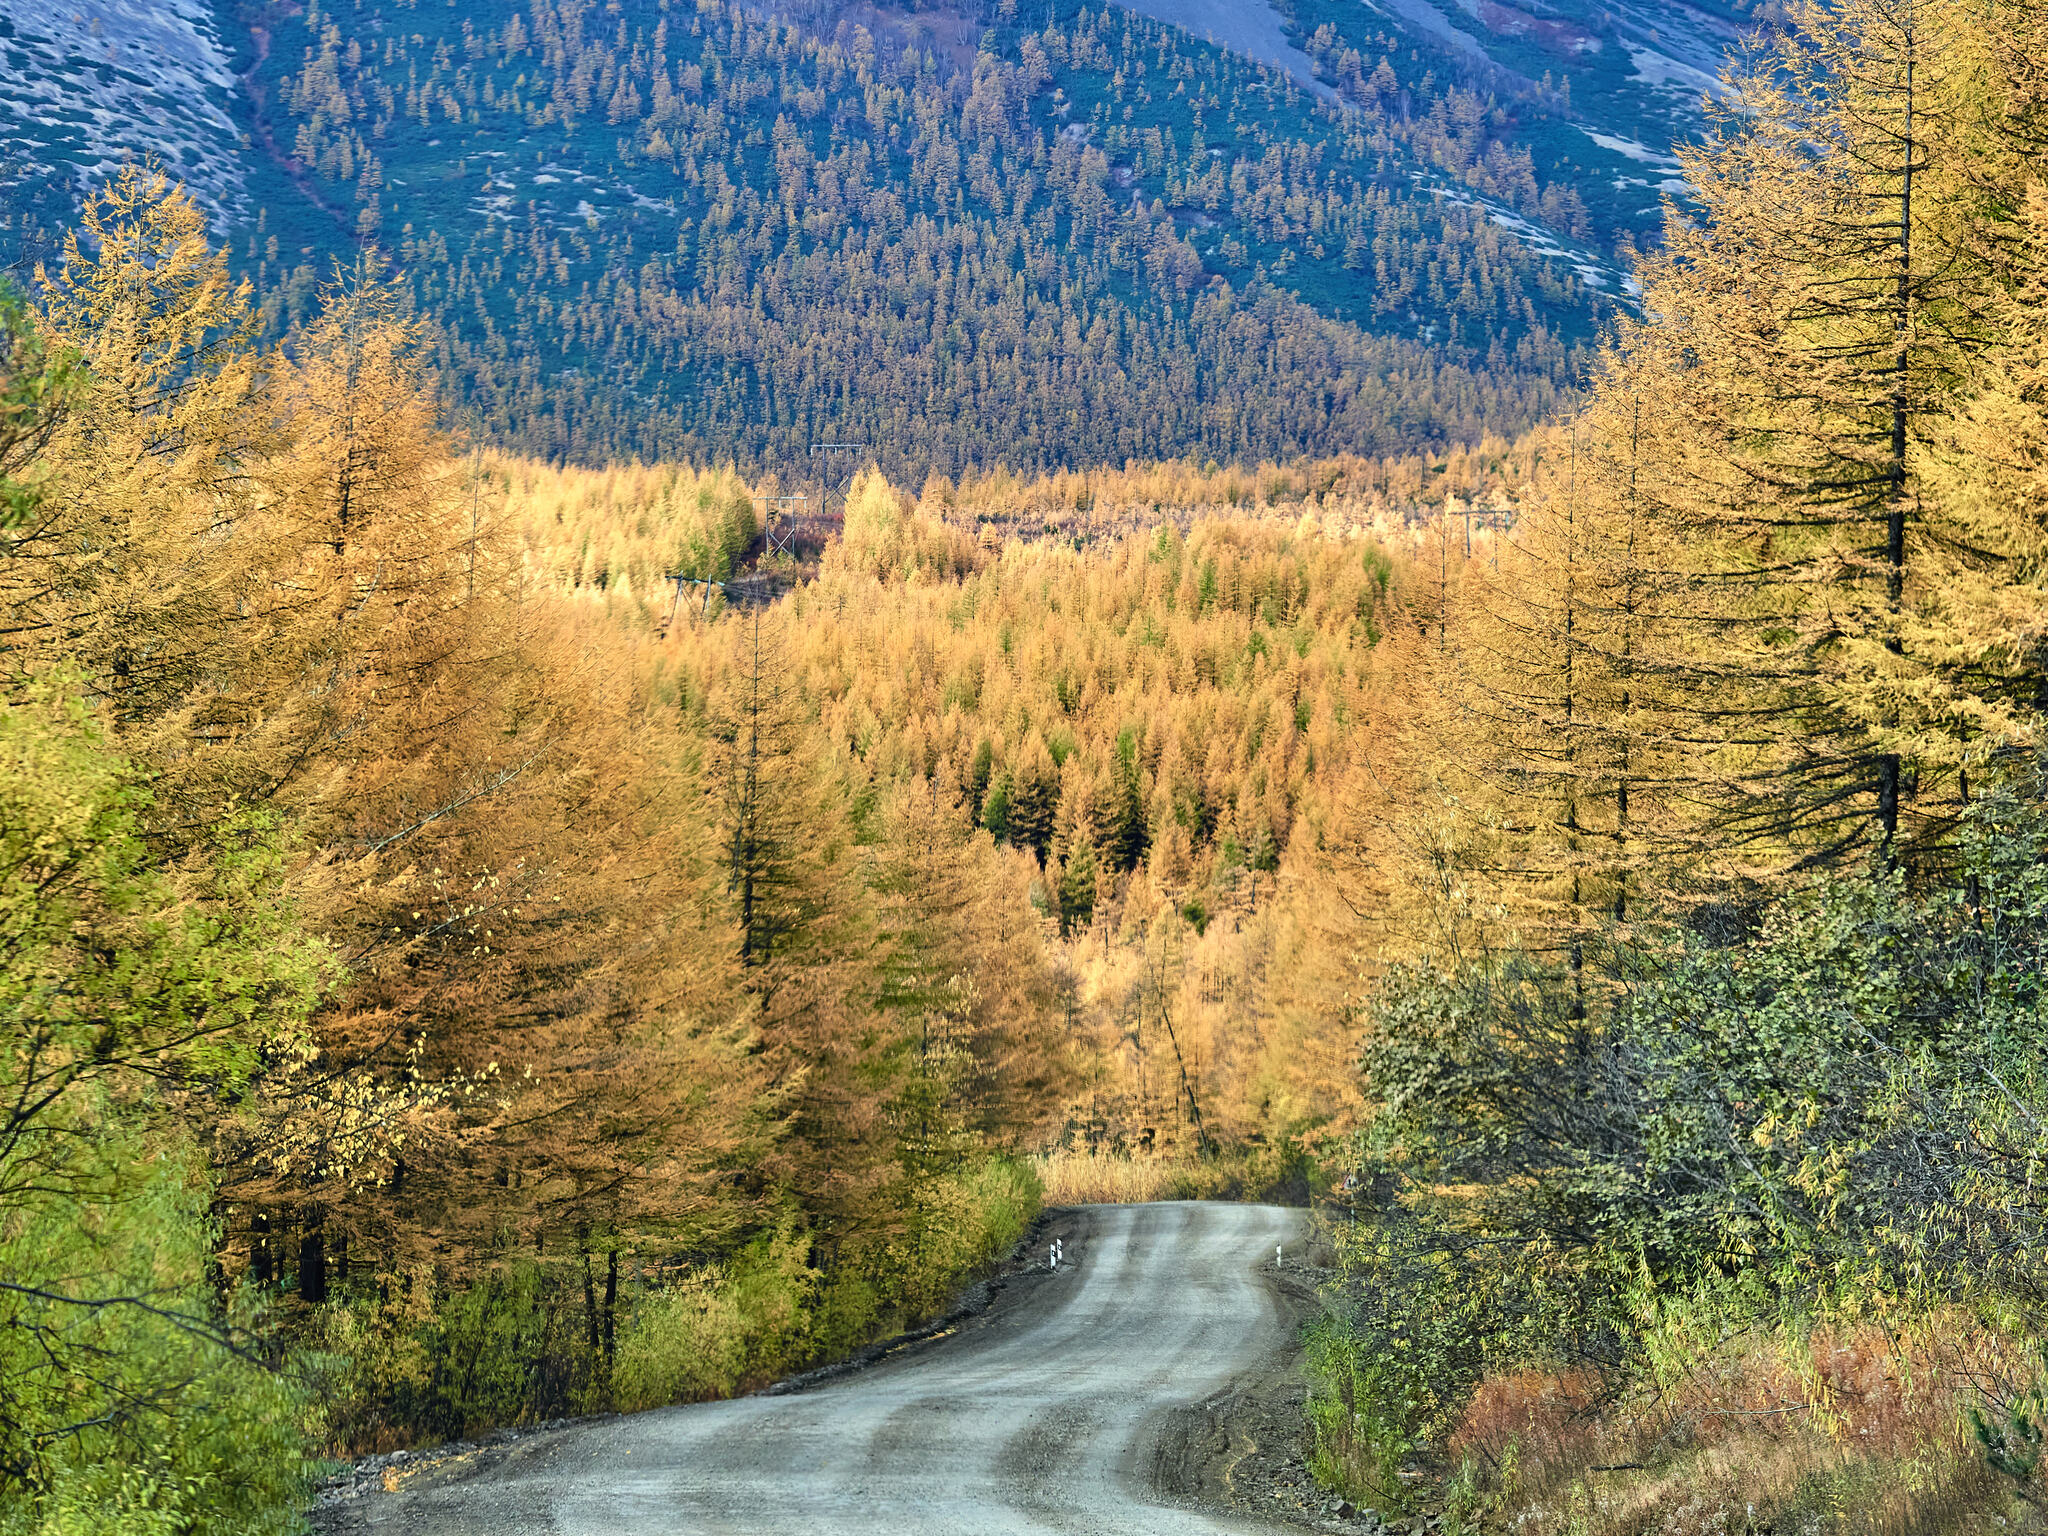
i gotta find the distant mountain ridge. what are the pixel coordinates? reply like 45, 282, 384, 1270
0, 0, 1751, 472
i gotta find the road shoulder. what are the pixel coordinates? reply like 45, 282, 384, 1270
1152, 1239, 1396, 1534
312, 1208, 1090, 1532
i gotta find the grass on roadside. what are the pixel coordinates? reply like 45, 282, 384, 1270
1030, 1143, 1311, 1206
1307, 1317, 2034, 1534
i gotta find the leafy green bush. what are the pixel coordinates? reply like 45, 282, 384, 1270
0, 1136, 315, 1536
887, 1156, 1042, 1322
0, 681, 326, 1532
1318, 783, 2048, 1496
612, 1224, 819, 1410
612, 1157, 1038, 1411
313, 1256, 630, 1450
1305, 1313, 1424, 1514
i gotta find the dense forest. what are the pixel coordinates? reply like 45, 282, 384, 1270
0, 162, 1445, 1530
0, 0, 1745, 477
16, 0, 2048, 1529
0, 171, 1053, 1527
213, 0, 1607, 470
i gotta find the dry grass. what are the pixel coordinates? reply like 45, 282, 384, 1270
1437, 1325, 2030, 1536
1029, 1147, 1249, 1206
1448, 1367, 1609, 1479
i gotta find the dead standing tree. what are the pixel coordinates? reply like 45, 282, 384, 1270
1146, 919, 1213, 1158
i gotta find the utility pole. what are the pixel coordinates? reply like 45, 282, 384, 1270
752, 494, 809, 560
1446, 502, 1514, 564
465, 439, 483, 603
1151, 920, 1212, 1157
810, 441, 868, 527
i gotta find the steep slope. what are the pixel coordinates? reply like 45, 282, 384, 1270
0, 0, 248, 263
224, 0, 1611, 472
1275, 0, 1744, 264
1127, 0, 1736, 269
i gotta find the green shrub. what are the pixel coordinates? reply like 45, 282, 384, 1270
612, 1224, 818, 1409
1314, 785, 2048, 1504
807, 1267, 884, 1366
0, 680, 326, 1532
1305, 1314, 1423, 1514
0, 1139, 314, 1536
889, 1156, 1041, 1320
316, 1155, 1041, 1442
613, 1157, 1038, 1413
314, 1260, 614, 1449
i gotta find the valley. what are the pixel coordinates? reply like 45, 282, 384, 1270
12, 2, 2048, 1535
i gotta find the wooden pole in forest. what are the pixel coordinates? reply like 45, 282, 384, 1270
1152, 919, 1212, 1157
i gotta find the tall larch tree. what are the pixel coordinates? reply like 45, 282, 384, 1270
1636, 0, 2005, 864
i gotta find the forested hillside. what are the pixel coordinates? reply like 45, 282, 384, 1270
0, 0, 1671, 471
1277, 0, 1747, 252
543, 460, 1448, 1157
241, 0, 1611, 469
23, 0, 2048, 1530
0, 0, 1761, 475
0, 173, 1045, 1524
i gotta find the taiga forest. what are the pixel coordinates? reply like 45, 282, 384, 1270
7, 0, 2048, 1531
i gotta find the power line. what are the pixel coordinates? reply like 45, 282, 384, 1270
1446, 503, 1515, 561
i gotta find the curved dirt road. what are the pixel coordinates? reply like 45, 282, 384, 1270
336, 1202, 1309, 1536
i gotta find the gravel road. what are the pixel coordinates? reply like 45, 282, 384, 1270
330, 1202, 1311, 1536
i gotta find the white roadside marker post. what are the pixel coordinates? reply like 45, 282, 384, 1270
1276, 1244, 1283, 1269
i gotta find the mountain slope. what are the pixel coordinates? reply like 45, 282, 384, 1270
1275, 0, 1747, 262
0, 0, 1748, 474
0, 0, 248, 263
